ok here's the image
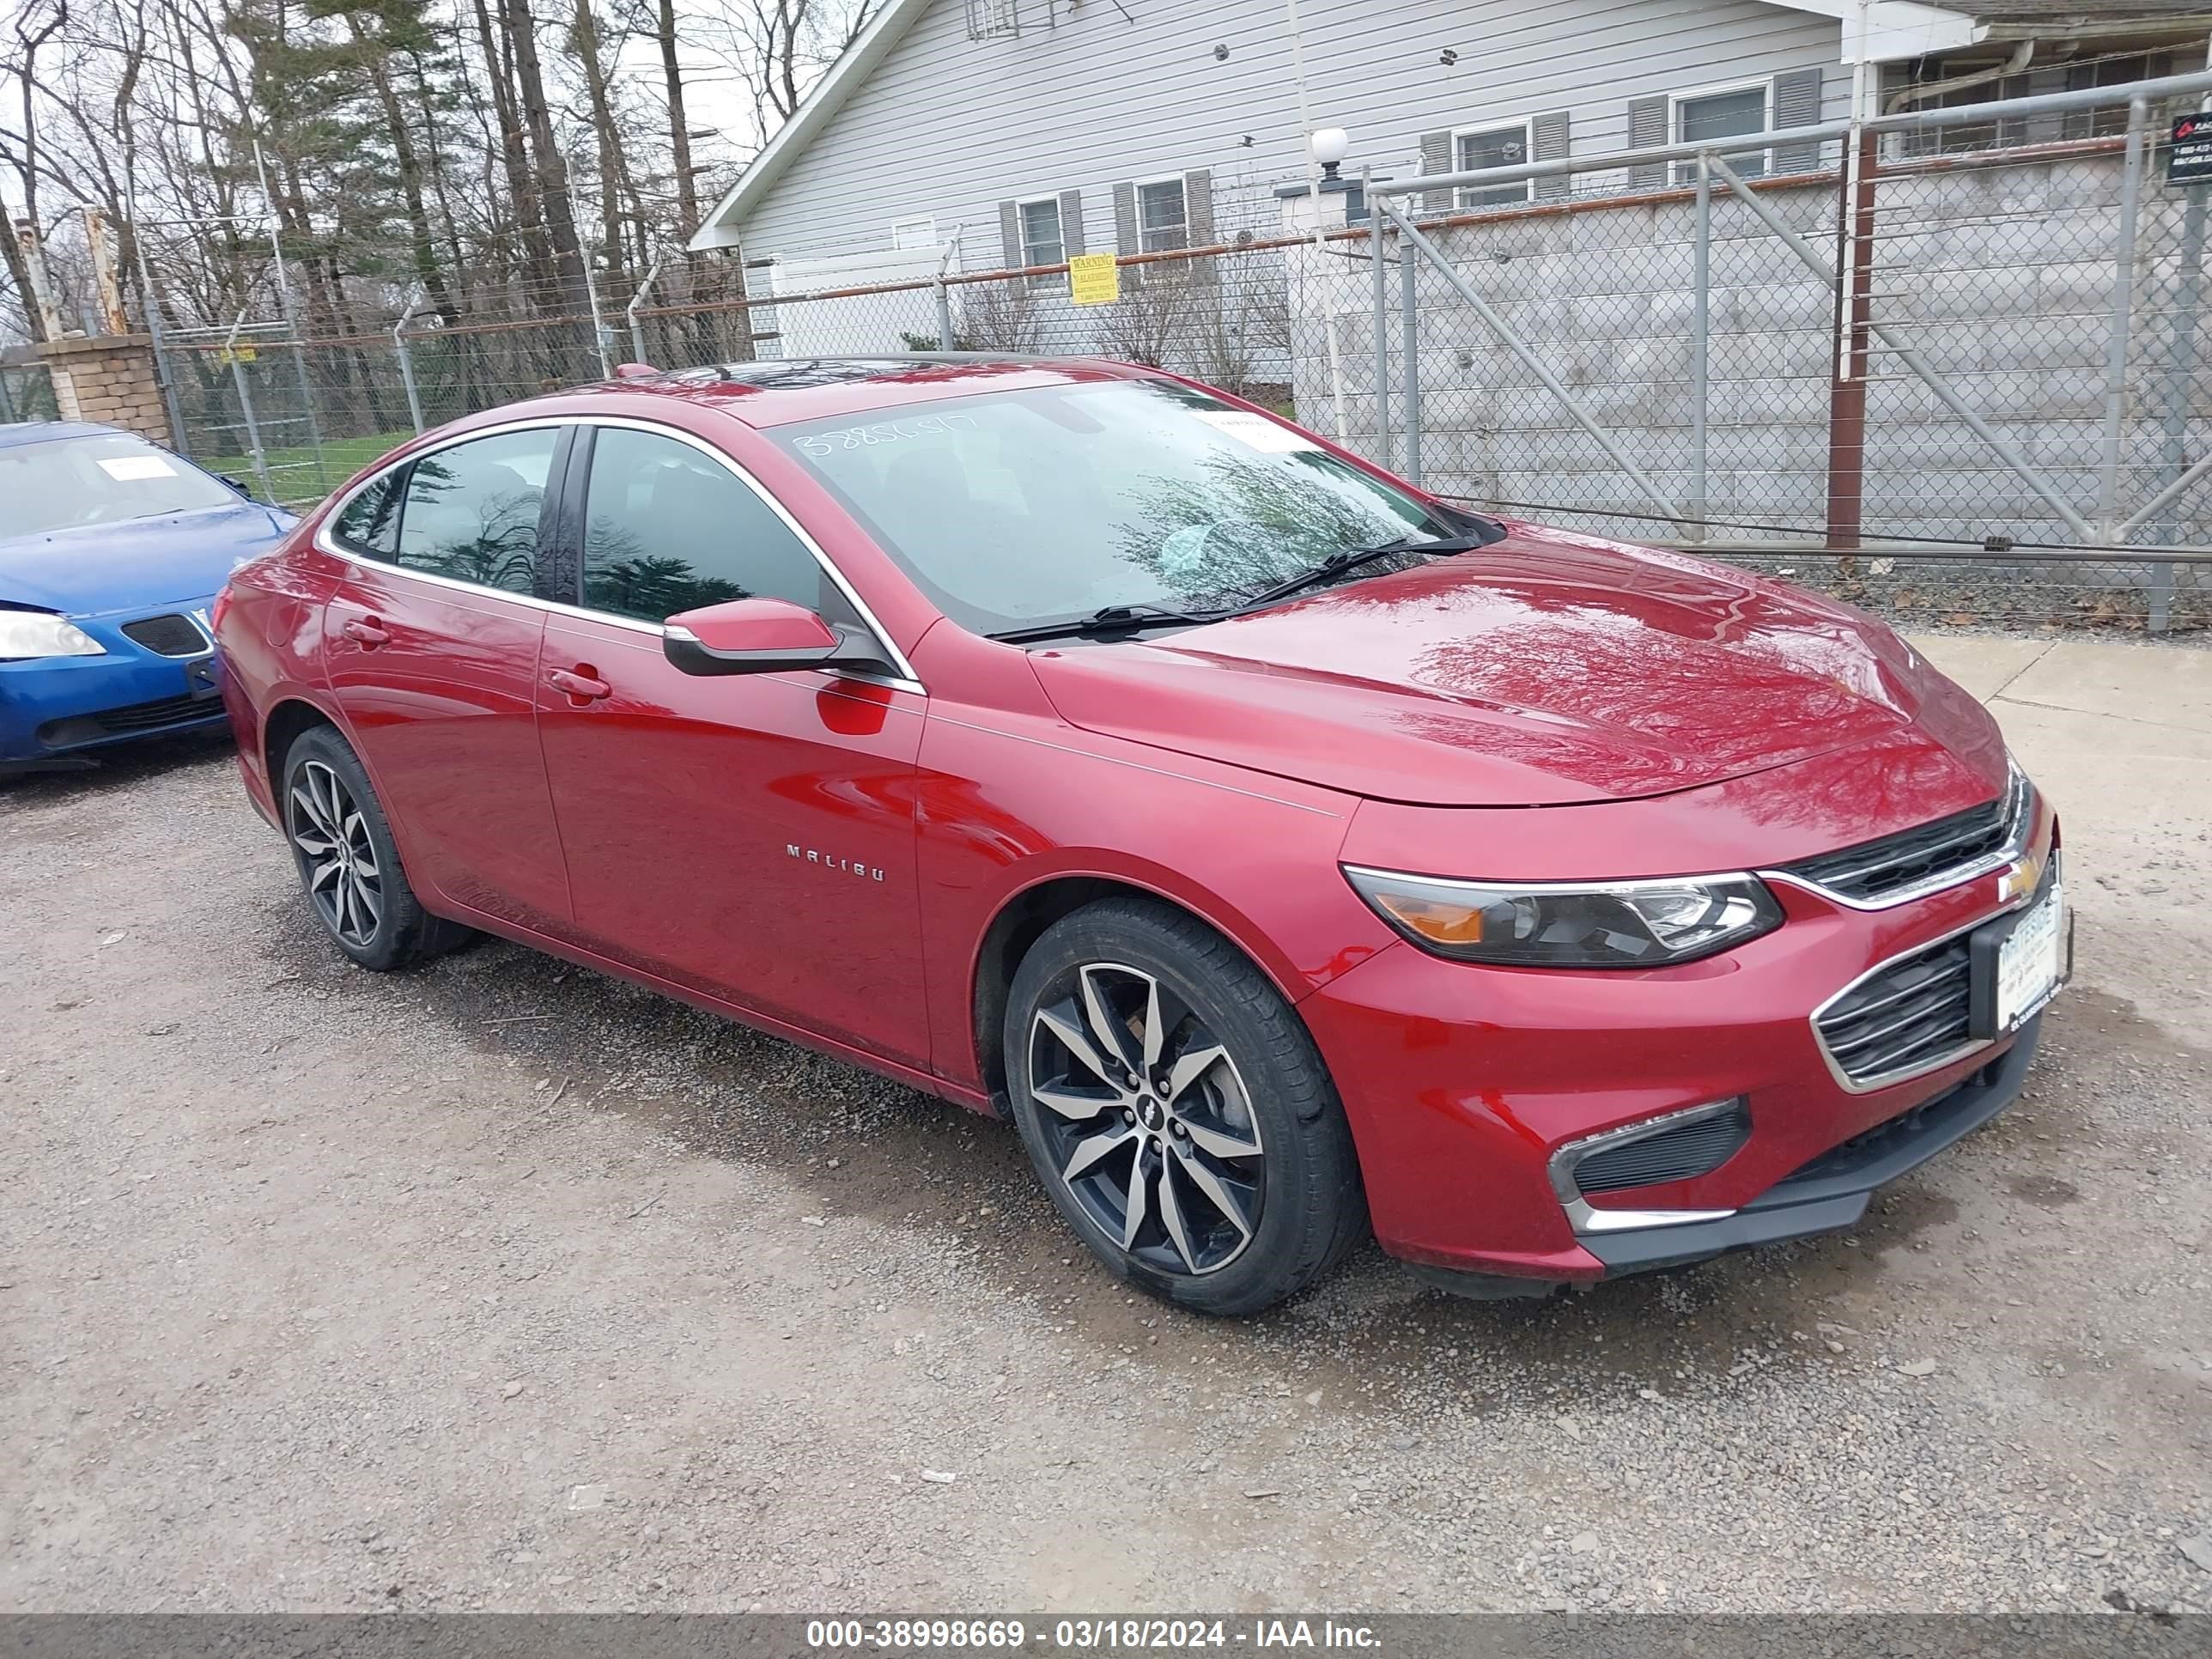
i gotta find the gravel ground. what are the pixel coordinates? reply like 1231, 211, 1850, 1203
3, 732, 2209, 1614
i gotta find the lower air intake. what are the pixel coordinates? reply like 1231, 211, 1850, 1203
1572, 1103, 1753, 1196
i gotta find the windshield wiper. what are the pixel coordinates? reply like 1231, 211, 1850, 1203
988, 602, 1229, 645
1235, 532, 1493, 611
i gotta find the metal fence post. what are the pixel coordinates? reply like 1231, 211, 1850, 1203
1690, 152, 1711, 539
1367, 168, 1391, 470
223, 311, 276, 503
931, 226, 964, 351
569, 174, 615, 381
2153, 79, 2212, 631
1826, 120, 1877, 552
128, 226, 191, 455
255, 143, 331, 494
233, 362, 274, 501
2095, 96, 2148, 538
628, 257, 665, 365
392, 292, 428, 435
1395, 200, 1422, 486
0, 370, 15, 423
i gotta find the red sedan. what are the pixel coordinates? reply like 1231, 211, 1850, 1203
214, 358, 2067, 1315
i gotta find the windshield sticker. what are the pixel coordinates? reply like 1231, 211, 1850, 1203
1192, 410, 1321, 454
97, 455, 179, 481
794, 413, 980, 459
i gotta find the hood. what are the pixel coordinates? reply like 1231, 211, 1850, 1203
1030, 524, 1984, 808
0, 501, 295, 617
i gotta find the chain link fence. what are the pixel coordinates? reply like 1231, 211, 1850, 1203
150, 236, 1310, 498
1357, 67, 2212, 633
122, 67, 2212, 635
0, 361, 60, 423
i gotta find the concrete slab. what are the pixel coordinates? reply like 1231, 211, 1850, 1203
1993, 637, 2212, 734
1965, 683, 2212, 1043
1907, 635, 2052, 702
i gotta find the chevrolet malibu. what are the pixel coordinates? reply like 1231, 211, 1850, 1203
214, 358, 2068, 1316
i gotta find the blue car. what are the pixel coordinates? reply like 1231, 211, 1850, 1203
1, 422, 297, 771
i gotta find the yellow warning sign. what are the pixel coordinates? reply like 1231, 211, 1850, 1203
1068, 252, 1120, 307
216, 346, 258, 366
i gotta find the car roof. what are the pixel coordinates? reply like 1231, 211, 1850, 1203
0, 420, 130, 451
501, 355, 1161, 432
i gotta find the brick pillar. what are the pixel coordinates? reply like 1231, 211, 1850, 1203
33, 333, 170, 446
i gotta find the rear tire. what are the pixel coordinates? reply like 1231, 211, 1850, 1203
280, 725, 471, 971
1003, 897, 1365, 1316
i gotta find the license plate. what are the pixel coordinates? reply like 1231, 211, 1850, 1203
1995, 883, 2063, 1031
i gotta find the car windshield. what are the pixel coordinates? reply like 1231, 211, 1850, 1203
773, 379, 1466, 635
0, 432, 238, 540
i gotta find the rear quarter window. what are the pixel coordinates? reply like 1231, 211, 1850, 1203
331, 467, 407, 557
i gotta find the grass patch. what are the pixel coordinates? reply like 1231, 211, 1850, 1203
195, 429, 416, 507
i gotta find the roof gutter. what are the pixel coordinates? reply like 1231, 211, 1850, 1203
1766, 0, 1979, 62
1886, 38, 2033, 111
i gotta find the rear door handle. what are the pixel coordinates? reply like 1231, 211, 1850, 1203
547, 666, 611, 702
341, 617, 391, 648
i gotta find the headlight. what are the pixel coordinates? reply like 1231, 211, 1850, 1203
0, 611, 105, 662
1342, 866, 1784, 968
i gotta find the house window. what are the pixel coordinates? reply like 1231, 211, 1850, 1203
2066, 51, 2174, 139
1018, 197, 1065, 288
1136, 178, 1189, 254
1674, 83, 1771, 181
1882, 57, 2033, 155
1455, 123, 1533, 208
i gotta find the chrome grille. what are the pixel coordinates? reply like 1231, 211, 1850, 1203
1780, 770, 2025, 905
1814, 933, 1974, 1088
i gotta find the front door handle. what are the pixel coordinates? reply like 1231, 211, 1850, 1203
547, 666, 611, 703
342, 617, 391, 648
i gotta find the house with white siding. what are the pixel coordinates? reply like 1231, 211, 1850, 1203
688, 0, 2212, 284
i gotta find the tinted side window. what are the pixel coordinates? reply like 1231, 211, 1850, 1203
331, 466, 406, 556
394, 428, 558, 594
580, 428, 835, 624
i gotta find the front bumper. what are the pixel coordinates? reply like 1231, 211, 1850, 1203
0, 602, 225, 764
1577, 1013, 2038, 1275
1300, 804, 2061, 1290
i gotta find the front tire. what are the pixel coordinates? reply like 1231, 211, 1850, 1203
1004, 897, 1365, 1316
281, 725, 471, 971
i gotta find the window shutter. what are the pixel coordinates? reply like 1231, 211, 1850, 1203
1112, 179, 1141, 289
1418, 130, 1452, 215
1185, 170, 1215, 247
1627, 96, 1668, 190
998, 199, 1022, 271
1184, 169, 1218, 283
1771, 68, 1824, 174
1532, 110, 1571, 201
1058, 188, 1085, 258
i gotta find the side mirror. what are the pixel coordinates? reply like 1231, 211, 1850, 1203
663, 597, 876, 677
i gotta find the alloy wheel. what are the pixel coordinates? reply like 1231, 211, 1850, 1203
1027, 961, 1265, 1276
288, 759, 384, 948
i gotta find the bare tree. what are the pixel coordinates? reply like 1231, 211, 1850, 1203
1096, 276, 1195, 369
702, 0, 881, 153
1, 0, 69, 340
951, 278, 1042, 352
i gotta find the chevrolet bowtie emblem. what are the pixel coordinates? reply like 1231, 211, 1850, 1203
1999, 849, 2045, 903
